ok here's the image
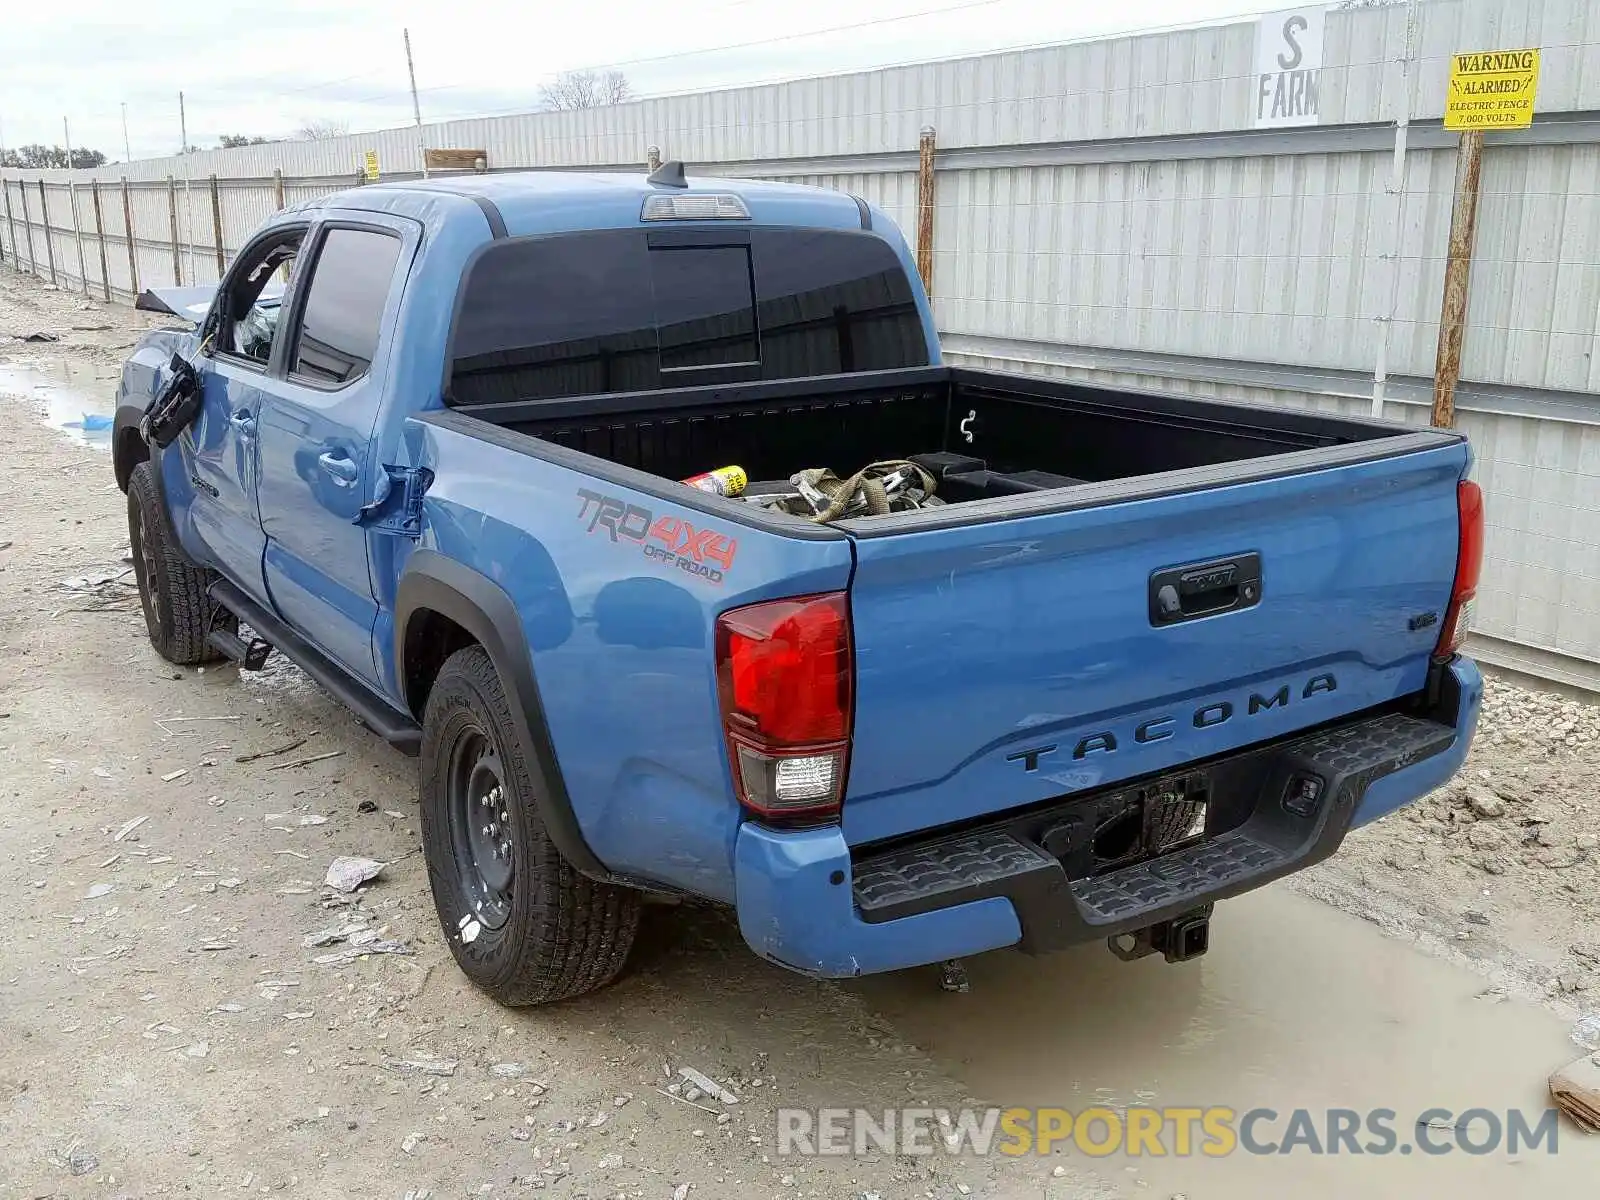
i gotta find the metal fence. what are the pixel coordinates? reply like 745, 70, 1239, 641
3, 0, 1598, 689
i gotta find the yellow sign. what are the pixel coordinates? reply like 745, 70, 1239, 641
1445, 47, 1540, 129
363, 149, 380, 181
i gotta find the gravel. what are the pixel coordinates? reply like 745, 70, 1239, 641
1309, 674, 1600, 1004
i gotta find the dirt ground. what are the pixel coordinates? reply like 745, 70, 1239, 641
2, 264, 1598, 1200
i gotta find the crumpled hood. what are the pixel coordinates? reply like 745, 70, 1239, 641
133, 285, 217, 321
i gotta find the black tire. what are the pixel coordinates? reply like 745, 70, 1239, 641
420, 644, 641, 1006
127, 460, 229, 666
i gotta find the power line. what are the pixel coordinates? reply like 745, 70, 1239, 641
248, 0, 1015, 111
64, 0, 1297, 153
316, 0, 1281, 126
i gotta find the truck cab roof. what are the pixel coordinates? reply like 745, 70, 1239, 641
306, 169, 875, 239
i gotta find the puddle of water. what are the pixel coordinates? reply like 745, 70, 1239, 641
853, 884, 1597, 1199
0, 359, 121, 448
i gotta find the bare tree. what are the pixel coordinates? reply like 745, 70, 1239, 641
218, 134, 271, 148
538, 70, 634, 111
295, 119, 351, 141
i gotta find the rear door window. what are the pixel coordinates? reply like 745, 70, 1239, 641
751, 230, 925, 375
289, 227, 403, 387
448, 227, 928, 405
450, 233, 658, 405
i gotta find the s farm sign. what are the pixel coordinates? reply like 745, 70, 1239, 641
1254, 8, 1326, 129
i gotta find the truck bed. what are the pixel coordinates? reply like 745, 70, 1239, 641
428, 364, 1470, 851
447, 366, 1455, 527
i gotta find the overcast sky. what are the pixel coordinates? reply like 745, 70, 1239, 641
3, 0, 1270, 160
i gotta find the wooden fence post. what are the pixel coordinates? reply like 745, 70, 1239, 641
121, 178, 139, 296
916, 126, 937, 298
68, 180, 89, 295
2, 181, 17, 272
18, 180, 36, 276
91, 180, 111, 301
1430, 129, 1484, 429
273, 168, 286, 210
209, 175, 225, 277
166, 175, 182, 286
38, 180, 57, 285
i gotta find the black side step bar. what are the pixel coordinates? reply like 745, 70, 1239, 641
206, 626, 273, 670
207, 579, 422, 756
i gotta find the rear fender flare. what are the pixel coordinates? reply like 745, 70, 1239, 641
394, 550, 611, 881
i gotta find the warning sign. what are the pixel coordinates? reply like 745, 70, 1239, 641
363, 149, 380, 181
1446, 48, 1540, 130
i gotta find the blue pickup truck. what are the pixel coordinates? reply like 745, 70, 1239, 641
113, 166, 1484, 1005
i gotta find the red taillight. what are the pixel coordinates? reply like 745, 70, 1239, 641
1434, 479, 1484, 661
716, 592, 853, 826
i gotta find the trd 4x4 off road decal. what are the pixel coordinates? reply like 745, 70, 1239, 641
575, 488, 739, 585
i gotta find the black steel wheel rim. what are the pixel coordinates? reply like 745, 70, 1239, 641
447, 727, 514, 931
130, 502, 164, 635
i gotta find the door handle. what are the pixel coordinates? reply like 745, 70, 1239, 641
318, 451, 359, 486
1149, 553, 1262, 626
228, 410, 257, 436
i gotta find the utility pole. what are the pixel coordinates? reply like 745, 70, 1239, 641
1430, 129, 1484, 429
404, 28, 429, 177
178, 91, 196, 283
121, 102, 132, 163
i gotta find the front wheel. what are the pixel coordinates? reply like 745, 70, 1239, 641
126, 460, 229, 665
419, 644, 641, 1006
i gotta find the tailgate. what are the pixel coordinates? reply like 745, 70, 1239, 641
840, 442, 1469, 846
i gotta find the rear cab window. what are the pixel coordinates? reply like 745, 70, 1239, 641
447, 228, 927, 405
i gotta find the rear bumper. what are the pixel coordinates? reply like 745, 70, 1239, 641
733, 658, 1481, 978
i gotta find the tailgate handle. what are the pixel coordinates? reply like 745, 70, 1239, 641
1150, 553, 1261, 626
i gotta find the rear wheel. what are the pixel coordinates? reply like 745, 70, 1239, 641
420, 644, 641, 1005
126, 461, 229, 665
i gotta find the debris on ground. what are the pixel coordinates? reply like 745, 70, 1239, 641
676, 1066, 739, 1105
47, 1138, 98, 1176
1550, 1052, 1600, 1132
312, 938, 412, 966
112, 814, 149, 842
56, 566, 139, 611
266, 749, 344, 771
324, 856, 386, 893
303, 918, 370, 948
939, 959, 971, 994
235, 737, 308, 763
384, 1056, 459, 1078
1572, 1014, 1600, 1052
84, 882, 113, 899
22, 331, 60, 342
267, 812, 328, 827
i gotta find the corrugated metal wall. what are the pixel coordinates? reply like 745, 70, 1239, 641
3, 0, 1597, 688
